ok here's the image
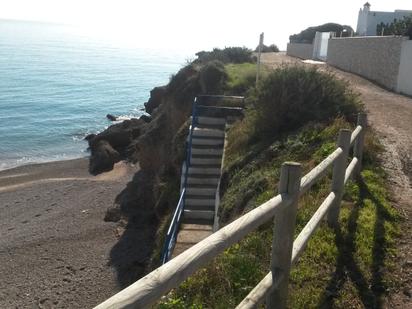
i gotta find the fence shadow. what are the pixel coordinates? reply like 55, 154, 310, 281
318, 176, 392, 308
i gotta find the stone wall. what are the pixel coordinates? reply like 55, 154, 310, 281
286, 43, 314, 60
327, 36, 407, 90
397, 41, 412, 96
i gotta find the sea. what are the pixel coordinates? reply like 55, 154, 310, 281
0, 19, 190, 171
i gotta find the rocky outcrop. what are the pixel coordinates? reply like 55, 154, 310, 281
144, 86, 167, 114
86, 118, 147, 174
89, 140, 121, 175
85, 56, 246, 280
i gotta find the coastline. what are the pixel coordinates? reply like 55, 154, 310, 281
0, 158, 139, 308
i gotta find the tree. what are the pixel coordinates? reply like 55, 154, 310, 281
376, 15, 412, 39
289, 23, 354, 43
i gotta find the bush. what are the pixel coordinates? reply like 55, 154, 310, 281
194, 47, 254, 64
255, 44, 279, 53
198, 60, 228, 94
254, 65, 360, 137
290, 23, 354, 43
377, 15, 412, 38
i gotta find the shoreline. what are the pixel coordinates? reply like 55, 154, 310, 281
0, 157, 139, 308
0, 154, 89, 173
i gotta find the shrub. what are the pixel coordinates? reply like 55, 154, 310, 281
377, 15, 412, 38
194, 47, 254, 64
254, 65, 360, 138
198, 60, 228, 94
290, 23, 354, 43
255, 44, 280, 53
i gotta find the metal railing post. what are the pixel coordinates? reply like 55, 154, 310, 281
267, 162, 302, 309
327, 129, 351, 227
354, 113, 367, 176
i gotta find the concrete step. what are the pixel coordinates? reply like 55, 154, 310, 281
187, 177, 219, 186
191, 126, 225, 138
191, 147, 223, 156
193, 116, 226, 126
190, 157, 222, 165
181, 217, 214, 225
183, 209, 214, 220
185, 204, 215, 212
191, 137, 224, 146
188, 166, 221, 175
172, 224, 213, 257
185, 198, 215, 207
186, 187, 216, 196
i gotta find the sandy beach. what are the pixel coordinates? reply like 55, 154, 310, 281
0, 158, 138, 308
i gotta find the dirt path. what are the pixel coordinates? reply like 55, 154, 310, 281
0, 159, 138, 308
262, 53, 412, 307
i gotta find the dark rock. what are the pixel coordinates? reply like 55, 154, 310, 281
144, 86, 167, 114
89, 140, 121, 175
139, 115, 152, 123
84, 134, 96, 141
106, 114, 117, 121
87, 118, 146, 150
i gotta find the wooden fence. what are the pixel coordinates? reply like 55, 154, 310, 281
95, 113, 367, 309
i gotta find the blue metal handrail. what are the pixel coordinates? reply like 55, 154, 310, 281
160, 188, 186, 264
161, 98, 198, 264
160, 95, 244, 264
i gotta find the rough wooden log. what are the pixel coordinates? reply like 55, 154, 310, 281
344, 157, 359, 185
95, 195, 287, 308
350, 125, 362, 147
327, 129, 351, 227
354, 113, 367, 175
267, 162, 302, 309
238, 192, 336, 308
291, 192, 336, 263
300, 148, 342, 195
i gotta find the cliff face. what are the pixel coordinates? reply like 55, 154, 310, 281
87, 60, 229, 219
85, 55, 248, 284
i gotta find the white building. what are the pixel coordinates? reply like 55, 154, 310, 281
356, 2, 412, 36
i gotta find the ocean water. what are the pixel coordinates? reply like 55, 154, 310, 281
0, 20, 189, 170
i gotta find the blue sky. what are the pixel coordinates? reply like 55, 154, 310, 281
1, 1, 411, 51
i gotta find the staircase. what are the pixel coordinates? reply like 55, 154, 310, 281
161, 96, 244, 263
173, 116, 226, 256
184, 116, 225, 223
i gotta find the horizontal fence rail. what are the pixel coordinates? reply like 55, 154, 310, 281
95, 113, 367, 309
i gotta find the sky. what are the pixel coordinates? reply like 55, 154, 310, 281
1, 0, 411, 52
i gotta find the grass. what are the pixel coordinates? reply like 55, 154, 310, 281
152, 63, 399, 308
155, 118, 400, 308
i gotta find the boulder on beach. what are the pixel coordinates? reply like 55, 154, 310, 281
89, 140, 121, 175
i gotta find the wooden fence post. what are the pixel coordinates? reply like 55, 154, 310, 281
327, 129, 351, 227
267, 162, 302, 309
354, 113, 367, 175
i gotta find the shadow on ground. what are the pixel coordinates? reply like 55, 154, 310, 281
318, 176, 396, 308
108, 170, 159, 288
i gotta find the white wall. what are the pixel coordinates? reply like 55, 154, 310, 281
397, 41, 412, 96
327, 36, 406, 90
286, 43, 314, 60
